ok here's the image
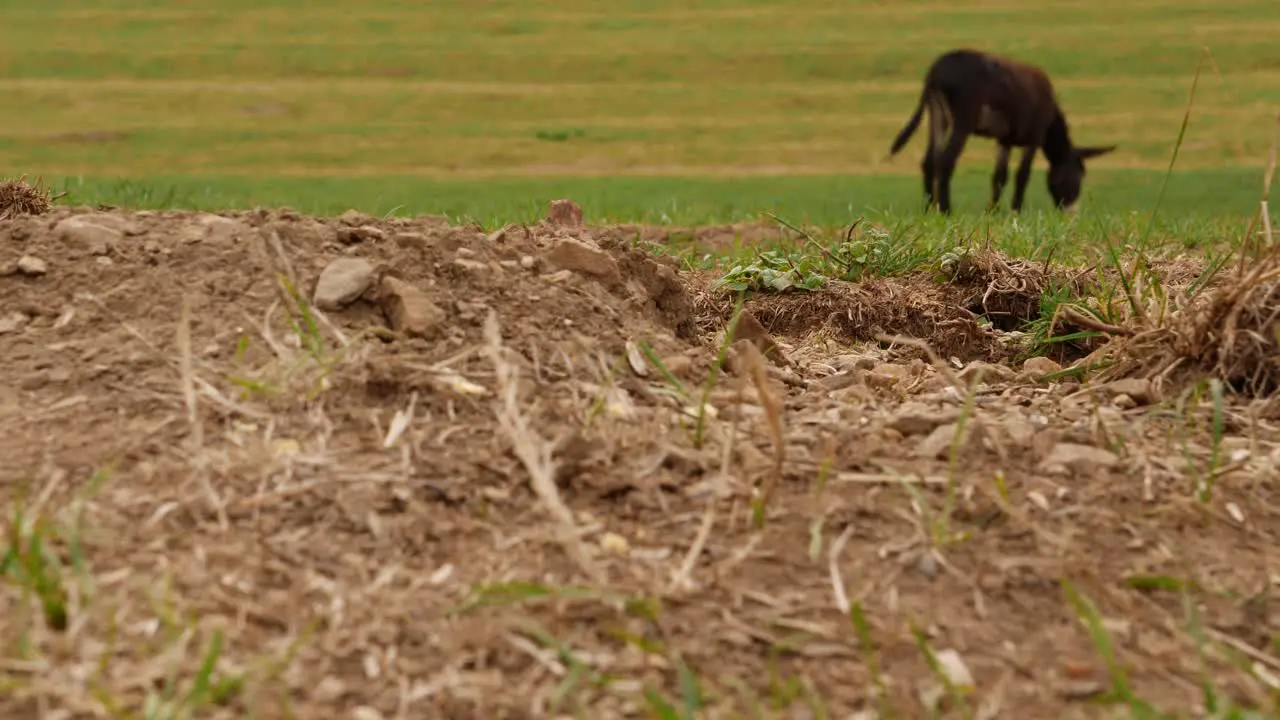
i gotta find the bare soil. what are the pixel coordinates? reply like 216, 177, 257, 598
2, 206, 1278, 719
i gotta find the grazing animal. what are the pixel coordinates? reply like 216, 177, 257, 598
887, 48, 1115, 214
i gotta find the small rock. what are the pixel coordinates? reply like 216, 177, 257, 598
1059, 680, 1105, 701
336, 225, 387, 244
313, 258, 377, 311
453, 258, 492, 274
1112, 393, 1137, 410
0, 312, 29, 334
547, 198, 583, 227
544, 238, 622, 285
915, 550, 939, 579
16, 255, 47, 276
1105, 378, 1156, 405
338, 209, 374, 225
54, 216, 123, 256
1021, 356, 1063, 379
914, 421, 981, 460
933, 648, 975, 691
519, 255, 536, 269
197, 214, 243, 244
662, 354, 693, 376
888, 402, 962, 436
834, 354, 878, 372
959, 361, 1016, 385
625, 341, 649, 377
95, 256, 114, 266
817, 371, 861, 392
143, 240, 162, 254
599, 532, 630, 556
1000, 415, 1038, 447
312, 676, 346, 703
379, 276, 445, 339
1038, 442, 1119, 476
485, 225, 512, 243
867, 362, 909, 388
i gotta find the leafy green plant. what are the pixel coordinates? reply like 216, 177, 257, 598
713, 250, 826, 293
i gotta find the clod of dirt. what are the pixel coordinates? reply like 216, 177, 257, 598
0, 177, 55, 219
546, 198, 584, 228
336, 225, 387, 245
959, 360, 1017, 385
835, 354, 878, 372
16, 255, 47, 276
1037, 442, 1119, 476
378, 276, 445, 339
313, 258, 378, 311
888, 402, 961, 435
728, 310, 789, 367
915, 420, 983, 459
543, 237, 622, 286
868, 362, 910, 388
0, 311, 29, 334
998, 413, 1040, 447
181, 213, 244, 245
53, 215, 123, 256
1021, 356, 1063, 379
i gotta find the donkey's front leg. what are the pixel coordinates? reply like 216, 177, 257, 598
1009, 146, 1036, 212
988, 143, 1012, 212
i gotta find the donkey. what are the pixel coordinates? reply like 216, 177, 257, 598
887, 48, 1115, 214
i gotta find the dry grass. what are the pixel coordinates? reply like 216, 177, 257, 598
0, 175, 59, 220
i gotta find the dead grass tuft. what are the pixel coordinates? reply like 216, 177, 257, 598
0, 175, 60, 220
942, 248, 1087, 331
1095, 245, 1280, 395
738, 277, 998, 362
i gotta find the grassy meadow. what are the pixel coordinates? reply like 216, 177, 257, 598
2, 0, 1279, 233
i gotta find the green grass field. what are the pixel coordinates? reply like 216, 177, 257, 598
4, 0, 1280, 230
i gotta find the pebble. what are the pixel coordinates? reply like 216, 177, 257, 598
313, 258, 376, 310
16, 255, 47, 276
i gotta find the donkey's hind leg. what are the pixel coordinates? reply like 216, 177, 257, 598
933, 129, 971, 215
1010, 146, 1036, 212
921, 138, 937, 211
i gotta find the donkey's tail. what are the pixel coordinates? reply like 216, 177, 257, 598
888, 87, 928, 156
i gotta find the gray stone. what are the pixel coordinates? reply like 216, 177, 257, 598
1105, 378, 1156, 405
313, 258, 376, 311
16, 255, 47, 276
1038, 442, 1119, 476
54, 216, 122, 255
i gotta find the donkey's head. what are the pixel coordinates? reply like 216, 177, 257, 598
1047, 145, 1116, 212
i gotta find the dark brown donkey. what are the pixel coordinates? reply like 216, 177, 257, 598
887, 48, 1115, 214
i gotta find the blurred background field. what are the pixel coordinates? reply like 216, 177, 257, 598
3, 0, 1278, 226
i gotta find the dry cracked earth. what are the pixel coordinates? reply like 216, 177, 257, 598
1, 200, 1279, 719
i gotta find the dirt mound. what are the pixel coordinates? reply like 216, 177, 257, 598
1, 206, 1276, 719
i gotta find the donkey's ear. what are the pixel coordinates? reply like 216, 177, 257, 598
1076, 145, 1117, 161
